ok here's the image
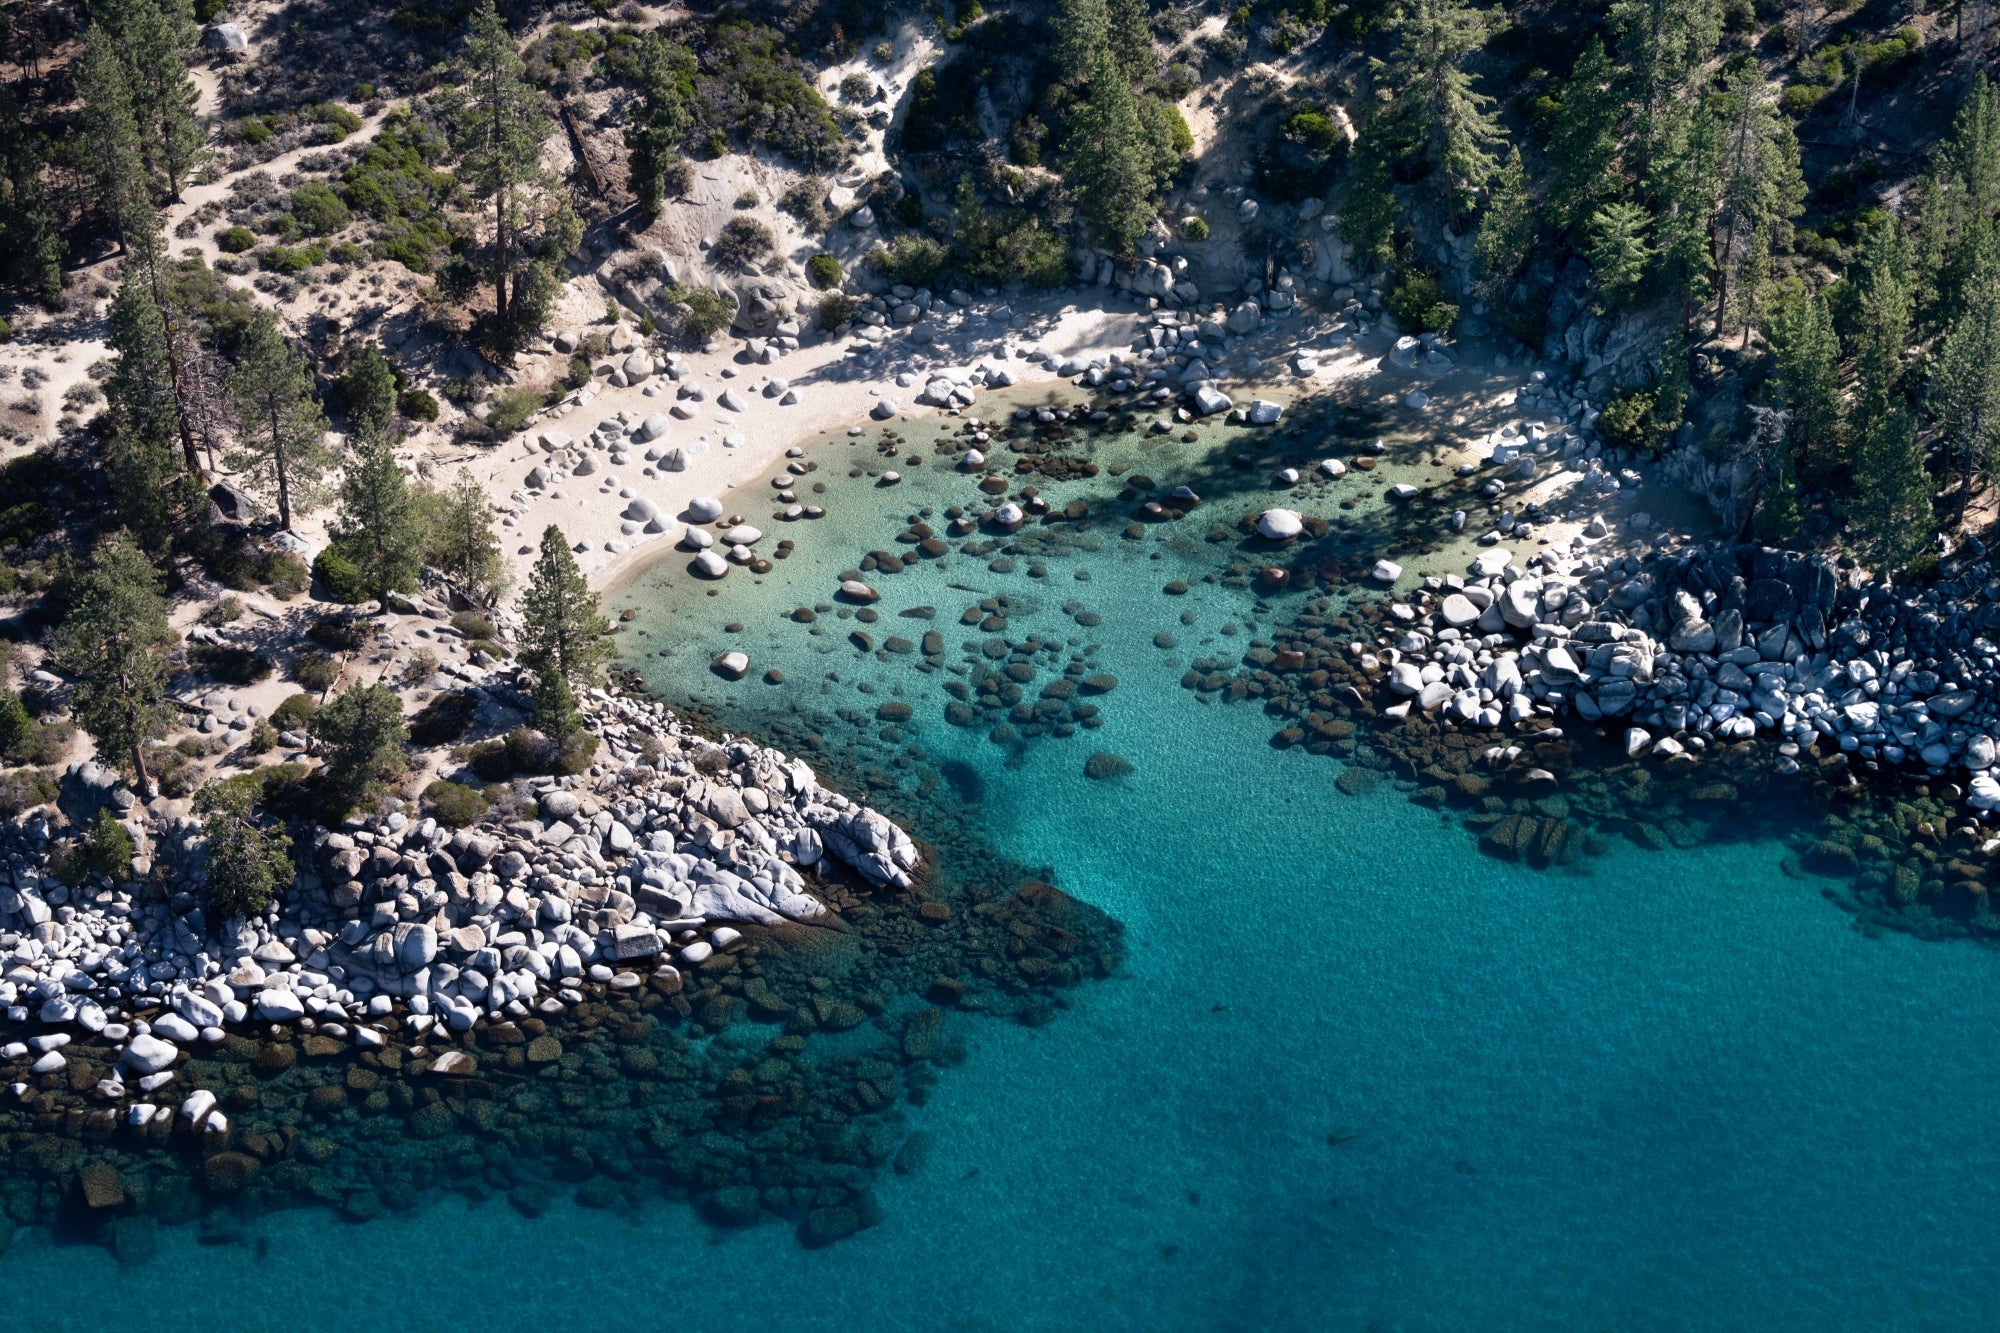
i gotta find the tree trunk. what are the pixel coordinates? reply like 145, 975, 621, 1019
274, 432, 292, 531
132, 741, 153, 799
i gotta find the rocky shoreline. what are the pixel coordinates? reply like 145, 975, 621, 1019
2, 687, 920, 1117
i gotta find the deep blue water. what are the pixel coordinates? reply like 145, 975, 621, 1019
13, 404, 2000, 1330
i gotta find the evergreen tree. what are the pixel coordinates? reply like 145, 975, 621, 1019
529, 666, 580, 743
1752, 411, 1804, 544
75, 24, 153, 244
1340, 140, 1399, 268
1053, 0, 1112, 81
101, 269, 202, 553
624, 34, 694, 221
309, 683, 408, 816
1711, 63, 1804, 342
50, 533, 174, 795
1848, 214, 1914, 411
227, 309, 332, 531
1647, 98, 1721, 322
1472, 147, 1532, 302
443, 0, 559, 360
332, 430, 424, 609
1585, 200, 1652, 306
194, 777, 295, 920
336, 343, 398, 443
0, 86, 64, 305
1546, 36, 1624, 232
1768, 289, 1844, 483
1106, 0, 1154, 82
1917, 75, 2000, 329
427, 470, 503, 602
1609, 0, 1724, 174
1375, 0, 1506, 217
518, 524, 613, 726
1930, 267, 2000, 522
95, 0, 204, 200
1846, 404, 1934, 574
1063, 46, 1161, 248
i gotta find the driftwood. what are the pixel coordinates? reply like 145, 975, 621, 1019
562, 102, 613, 201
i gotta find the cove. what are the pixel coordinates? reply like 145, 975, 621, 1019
12, 401, 2000, 1331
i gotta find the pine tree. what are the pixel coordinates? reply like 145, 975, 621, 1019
428, 470, 503, 602
624, 34, 694, 221
1846, 404, 1934, 574
227, 309, 332, 531
333, 430, 424, 609
1609, 0, 1724, 174
1546, 36, 1624, 232
75, 24, 153, 244
1062, 46, 1160, 248
1106, 0, 1154, 82
309, 683, 408, 816
519, 525, 613, 706
1648, 98, 1722, 322
1472, 147, 1532, 303
529, 666, 580, 743
337, 343, 398, 443
96, 0, 204, 200
0, 86, 64, 306
1917, 75, 2000, 329
102, 270, 202, 553
1053, 0, 1112, 81
50, 533, 174, 795
1848, 213, 1914, 411
1585, 200, 1652, 306
1752, 410, 1803, 544
1930, 266, 2000, 522
1768, 289, 1844, 483
444, 0, 557, 360
1712, 63, 1804, 342
1375, 0, 1506, 216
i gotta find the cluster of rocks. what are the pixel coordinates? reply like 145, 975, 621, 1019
0, 688, 920, 1121
1367, 540, 2000, 800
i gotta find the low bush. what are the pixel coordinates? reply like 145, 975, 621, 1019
399, 387, 440, 421
271, 692, 319, 730
291, 652, 341, 693
423, 778, 490, 828
0, 767, 58, 816
666, 284, 735, 340
818, 291, 857, 330
1385, 269, 1457, 335
872, 233, 948, 287
262, 244, 326, 275
189, 642, 274, 684
806, 253, 843, 289
451, 610, 496, 641
409, 690, 478, 745
312, 546, 370, 603
290, 182, 351, 235
218, 225, 257, 253
712, 217, 775, 269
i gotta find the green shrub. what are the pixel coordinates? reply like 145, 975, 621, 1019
271, 692, 319, 730
218, 225, 257, 253
290, 182, 351, 234
1385, 269, 1457, 334
423, 779, 490, 828
873, 233, 948, 286
1596, 388, 1674, 453
238, 117, 272, 146
409, 690, 477, 746
451, 610, 496, 641
486, 387, 539, 436
291, 652, 341, 693
319, 102, 363, 141
818, 291, 857, 330
189, 643, 274, 684
0, 767, 58, 816
307, 614, 367, 651
1780, 83, 1830, 117
265, 551, 309, 599
248, 718, 279, 753
262, 244, 325, 274
666, 284, 735, 339
312, 546, 370, 603
195, 0, 225, 20
712, 217, 775, 268
1182, 216, 1210, 241
398, 387, 440, 421
55, 809, 136, 886
807, 253, 843, 289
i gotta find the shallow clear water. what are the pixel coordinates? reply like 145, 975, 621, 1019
14, 401, 2000, 1330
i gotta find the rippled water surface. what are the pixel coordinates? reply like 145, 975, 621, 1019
14, 395, 2000, 1331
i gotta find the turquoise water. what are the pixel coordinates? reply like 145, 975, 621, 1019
13, 403, 2000, 1329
